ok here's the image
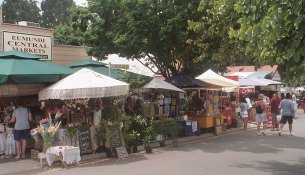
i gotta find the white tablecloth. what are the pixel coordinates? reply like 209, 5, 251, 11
0, 132, 6, 154
46, 146, 81, 166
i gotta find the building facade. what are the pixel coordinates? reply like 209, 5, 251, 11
0, 8, 88, 66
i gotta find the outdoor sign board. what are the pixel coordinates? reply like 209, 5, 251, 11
78, 126, 92, 154
239, 87, 255, 94
3, 31, 52, 60
116, 147, 128, 159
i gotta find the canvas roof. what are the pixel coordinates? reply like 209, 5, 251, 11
39, 68, 130, 100
142, 78, 185, 92
196, 69, 239, 88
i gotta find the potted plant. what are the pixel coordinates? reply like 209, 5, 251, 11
168, 121, 182, 147
154, 121, 167, 147
143, 121, 155, 154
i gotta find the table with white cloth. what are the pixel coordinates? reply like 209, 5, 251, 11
0, 132, 6, 155
46, 146, 81, 167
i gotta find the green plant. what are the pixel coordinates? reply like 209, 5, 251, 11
102, 97, 117, 121
95, 124, 107, 147
168, 121, 182, 139
65, 124, 78, 146
143, 121, 155, 148
180, 91, 196, 111
123, 130, 140, 147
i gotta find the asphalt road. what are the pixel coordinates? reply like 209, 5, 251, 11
37, 109, 305, 175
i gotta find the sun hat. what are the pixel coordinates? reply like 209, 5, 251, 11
258, 94, 265, 100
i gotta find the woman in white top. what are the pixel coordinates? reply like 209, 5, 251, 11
240, 96, 249, 130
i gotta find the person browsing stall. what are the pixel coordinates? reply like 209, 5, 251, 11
9, 99, 32, 159
240, 96, 249, 130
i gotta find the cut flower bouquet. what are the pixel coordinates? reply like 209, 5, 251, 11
31, 115, 61, 152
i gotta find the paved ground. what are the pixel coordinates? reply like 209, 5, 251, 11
1, 109, 305, 175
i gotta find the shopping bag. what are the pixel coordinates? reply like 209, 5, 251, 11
276, 115, 281, 124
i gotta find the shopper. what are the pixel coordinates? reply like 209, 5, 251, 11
269, 93, 281, 131
240, 96, 249, 130
292, 95, 298, 118
9, 99, 32, 159
256, 94, 267, 136
278, 93, 295, 136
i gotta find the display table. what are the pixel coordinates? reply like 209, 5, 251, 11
0, 132, 6, 154
189, 115, 216, 129
46, 146, 81, 167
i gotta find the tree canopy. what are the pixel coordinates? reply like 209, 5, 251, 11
188, 0, 251, 73
1, 0, 40, 24
41, 0, 75, 28
78, 0, 209, 78
229, 0, 305, 85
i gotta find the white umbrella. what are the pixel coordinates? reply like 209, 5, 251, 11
39, 68, 130, 100
239, 77, 282, 86
142, 78, 185, 92
196, 69, 239, 87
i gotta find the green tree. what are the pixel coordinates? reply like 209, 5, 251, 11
40, 0, 75, 28
230, 0, 305, 85
188, 0, 251, 73
53, 6, 92, 45
53, 25, 84, 46
2, 0, 40, 24
82, 0, 205, 78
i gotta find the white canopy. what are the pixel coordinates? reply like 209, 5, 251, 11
238, 77, 282, 86
39, 68, 130, 100
196, 69, 239, 87
142, 78, 185, 93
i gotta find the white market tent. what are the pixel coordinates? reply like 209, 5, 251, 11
196, 69, 239, 88
238, 77, 282, 86
142, 78, 185, 93
39, 68, 130, 100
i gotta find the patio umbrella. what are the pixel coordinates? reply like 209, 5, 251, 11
238, 77, 282, 86
142, 78, 185, 93
0, 50, 73, 84
39, 68, 130, 100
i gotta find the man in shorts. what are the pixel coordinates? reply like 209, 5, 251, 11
278, 93, 295, 136
270, 94, 281, 131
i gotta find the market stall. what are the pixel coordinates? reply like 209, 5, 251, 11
142, 78, 185, 119
192, 69, 239, 134
0, 50, 74, 160
37, 68, 130, 160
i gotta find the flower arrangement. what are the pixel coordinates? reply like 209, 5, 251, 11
30, 115, 61, 152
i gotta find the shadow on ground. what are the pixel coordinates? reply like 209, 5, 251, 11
233, 157, 305, 175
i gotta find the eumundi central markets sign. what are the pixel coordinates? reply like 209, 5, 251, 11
3, 31, 52, 60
